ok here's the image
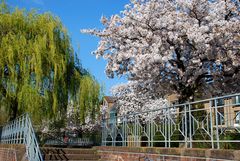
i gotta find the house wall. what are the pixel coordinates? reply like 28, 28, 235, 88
102, 99, 115, 119
166, 94, 179, 104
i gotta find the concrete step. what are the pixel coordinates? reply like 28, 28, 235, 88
45, 160, 99, 161
41, 147, 99, 160
41, 147, 97, 154
43, 154, 100, 160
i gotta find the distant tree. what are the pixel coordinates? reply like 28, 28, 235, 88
83, 0, 240, 103
66, 74, 102, 133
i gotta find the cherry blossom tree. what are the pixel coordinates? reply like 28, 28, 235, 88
110, 81, 169, 120
83, 0, 240, 103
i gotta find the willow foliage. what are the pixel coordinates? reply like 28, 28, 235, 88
78, 75, 101, 123
65, 60, 103, 130
0, 2, 71, 123
0, 2, 102, 127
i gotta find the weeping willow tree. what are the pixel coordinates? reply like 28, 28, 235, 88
0, 2, 102, 129
0, 2, 72, 123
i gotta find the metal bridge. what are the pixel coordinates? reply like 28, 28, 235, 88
102, 93, 240, 149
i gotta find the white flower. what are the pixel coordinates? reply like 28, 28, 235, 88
82, 0, 240, 102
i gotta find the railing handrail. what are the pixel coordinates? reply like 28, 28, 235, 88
0, 113, 43, 161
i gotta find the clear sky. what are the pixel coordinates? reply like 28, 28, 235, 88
7, 0, 129, 95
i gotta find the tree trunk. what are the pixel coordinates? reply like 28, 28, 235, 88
178, 87, 195, 104
10, 98, 18, 120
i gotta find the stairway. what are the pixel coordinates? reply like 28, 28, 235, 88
41, 147, 100, 161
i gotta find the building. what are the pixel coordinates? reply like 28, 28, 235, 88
101, 96, 117, 126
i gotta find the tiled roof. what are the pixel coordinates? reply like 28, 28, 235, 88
104, 96, 116, 103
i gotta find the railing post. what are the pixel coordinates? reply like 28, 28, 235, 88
112, 116, 116, 147
150, 111, 153, 147
164, 109, 167, 147
214, 99, 220, 149
101, 118, 105, 146
24, 114, 28, 145
188, 103, 192, 148
168, 108, 171, 148
209, 100, 214, 149
123, 116, 126, 146
184, 104, 188, 148
134, 115, 137, 147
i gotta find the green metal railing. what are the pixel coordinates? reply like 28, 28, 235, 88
102, 93, 240, 149
0, 113, 43, 161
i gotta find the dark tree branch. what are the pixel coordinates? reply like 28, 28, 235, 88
195, 72, 213, 86
175, 47, 185, 72
223, 66, 240, 77
225, 10, 233, 20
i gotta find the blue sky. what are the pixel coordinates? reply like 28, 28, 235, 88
7, 0, 129, 95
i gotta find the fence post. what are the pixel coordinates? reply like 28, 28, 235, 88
184, 105, 188, 148
150, 111, 153, 147
188, 103, 192, 148
123, 116, 126, 146
214, 99, 220, 149
168, 108, 171, 148
164, 109, 167, 147
209, 100, 214, 149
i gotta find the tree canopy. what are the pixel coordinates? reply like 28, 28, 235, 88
0, 2, 102, 126
83, 0, 240, 103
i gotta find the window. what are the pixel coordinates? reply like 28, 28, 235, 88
217, 110, 224, 125
103, 100, 108, 107
232, 96, 240, 106
217, 99, 224, 106
217, 105, 224, 125
212, 99, 224, 107
109, 108, 117, 126
235, 111, 240, 124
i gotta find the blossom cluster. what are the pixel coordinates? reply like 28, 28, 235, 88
110, 81, 169, 120
83, 0, 240, 99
